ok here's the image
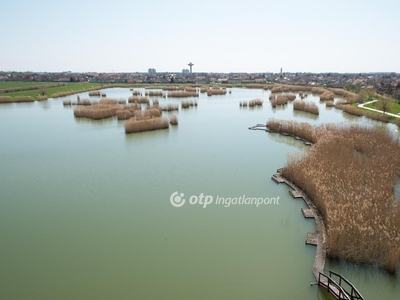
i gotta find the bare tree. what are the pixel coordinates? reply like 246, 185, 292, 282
378, 97, 391, 114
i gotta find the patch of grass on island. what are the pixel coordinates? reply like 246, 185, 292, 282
364, 100, 400, 115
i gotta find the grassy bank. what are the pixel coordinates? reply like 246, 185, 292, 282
267, 119, 400, 273
364, 100, 400, 115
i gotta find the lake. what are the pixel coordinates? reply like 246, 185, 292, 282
0, 87, 398, 300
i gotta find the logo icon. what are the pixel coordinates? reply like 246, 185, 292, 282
170, 191, 186, 208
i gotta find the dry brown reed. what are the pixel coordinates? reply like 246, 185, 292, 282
124, 116, 169, 133
246, 84, 264, 89
116, 109, 134, 120
37, 96, 48, 101
63, 100, 72, 106
152, 99, 159, 106
248, 99, 263, 107
0, 96, 13, 103
181, 101, 197, 108
162, 86, 179, 91
89, 91, 101, 97
240, 101, 248, 107
270, 95, 289, 107
270, 119, 400, 272
74, 104, 121, 120
335, 104, 364, 117
200, 86, 208, 93
167, 91, 198, 98
77, 99, 93, 106
145, 91, 163, 97
319, 91, 335, 101
132, 90, 142, 96
329, 88, 361, 103
184, 86, 197, 93
161, 104, 179, 111
269, 84, 311, 93
293, 100, 319, 115
128, 96, 150, 104
101, 93, 106, 97
326, 100, 335, 107
286, 94, 296, 101
14, 96, 34, 102
207, 88, 227, 96
99, 99, 119, 105
170, 114, 178, 125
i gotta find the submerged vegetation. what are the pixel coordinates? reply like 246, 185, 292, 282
267, 119, 400, 273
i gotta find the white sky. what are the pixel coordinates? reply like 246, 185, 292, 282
1, 0, 399, 73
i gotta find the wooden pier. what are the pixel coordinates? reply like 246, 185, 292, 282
272, 171, 364, 299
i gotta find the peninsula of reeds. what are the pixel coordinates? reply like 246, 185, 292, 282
267, 119, 400, 273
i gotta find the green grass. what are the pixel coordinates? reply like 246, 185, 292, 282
0, 81, 57, 89
0, 83, 102, 99
364, 100, 400, 114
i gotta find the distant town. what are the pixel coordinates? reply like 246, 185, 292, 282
1, 68, 399, 100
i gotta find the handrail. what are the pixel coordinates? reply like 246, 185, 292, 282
318, 271, 364, 300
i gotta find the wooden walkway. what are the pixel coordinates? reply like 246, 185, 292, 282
317, 270, 364, 300
272, 171, 326, 280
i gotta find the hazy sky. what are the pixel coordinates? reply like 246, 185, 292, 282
1, 0, 399, 73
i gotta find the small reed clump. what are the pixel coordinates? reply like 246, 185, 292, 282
248, 99, 263, 107
116, 109, 134, 120
325, 100, 335, 107
152, 99, 159, 106
181, 100, 197, 109
132, 90, 142, 96
76, 99, 93, 106
239, 101, 248, 107
319, 91, 335, 101
293, 100, 319, 115
89, 91, 101, 97
166, 91, 199, 98
335, 103, 364, 116
124, 116, 169, 133
63, 100, 72, 106
145, 91, 163, 97
101, 93, 106, 97
37, 96, 48, 101
128, 96, 150, 104
207, 88, 227, 96
161, 104, 179, 111
170, 114, 178, 125
270, 95, 289, 107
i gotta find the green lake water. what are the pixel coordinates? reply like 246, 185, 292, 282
0, 88, 398, 299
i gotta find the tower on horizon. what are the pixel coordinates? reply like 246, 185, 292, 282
188, 62, 194, 74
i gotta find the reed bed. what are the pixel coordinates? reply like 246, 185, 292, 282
14, 96, 34, 102
152, 99, 159, 106
74, 104, 121, 120
200, 86, 209, 93
124, 116, 169, 133
63, 100, 72, 106
335, 103, 364, 116
166, 91, 199, 98
270, 95, 289, 107
267, 119, 316, 143
89, 91, 101, 97
181, 100, 198, 108
272, 120, 400, 272
37, 96, 48, 101
170, 114, 178, 125
76, 99, 93, 106
293, 100, 319, 115
121, 103, 141, 111
325, 100, 335, 107
161, 103, 179, 111
239, 101, 248, 107
145, 91, 163, 97
269, 84, 311, 93
134, 108, 162, 118
0, 96, 13, 103
207, 88, 227, 96
184, 86, 197, 93
101, 93, 106, 97
132, 90, 142, 96
128, 96, 150, 104
99, 99, 119, 105
319, 91, 335, 101
246, 84, 265, 89
116, 109, 134, 120
248, 99, 263, 107
52, 91, 78, 98
162, 86, 179, 91
329, 88, 360, 103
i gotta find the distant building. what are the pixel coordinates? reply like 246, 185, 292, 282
182, 69, 190, 75
148, 68, 156, 75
